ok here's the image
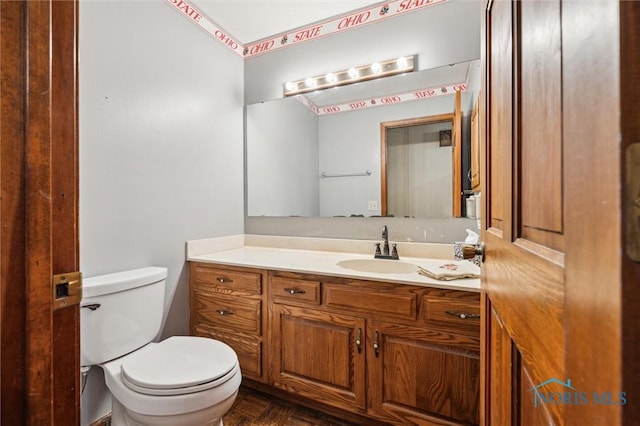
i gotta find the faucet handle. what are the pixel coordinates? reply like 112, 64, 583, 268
375, 243, 382, 256
391, 243, 399, 259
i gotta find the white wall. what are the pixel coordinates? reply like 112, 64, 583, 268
244, 0, 481, 104
246, 98, 319, 216
79, 1, 244, 424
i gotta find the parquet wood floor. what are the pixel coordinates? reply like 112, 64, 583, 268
223, 386, 363, 426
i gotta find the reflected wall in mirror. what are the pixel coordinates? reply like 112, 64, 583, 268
246, 60, 480, 219
246, 97, 319, 217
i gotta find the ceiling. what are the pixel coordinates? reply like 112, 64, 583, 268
190, 0, 384, 44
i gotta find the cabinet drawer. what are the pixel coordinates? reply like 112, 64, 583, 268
271, 276, 321, 306
420, 289, 480, 335
192, 264, 261, 295
192, 324, 262, 378
192, 292, 261, 335
324, 283, 416, 320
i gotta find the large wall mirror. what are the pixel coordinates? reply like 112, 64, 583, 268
246, 60, 480, 219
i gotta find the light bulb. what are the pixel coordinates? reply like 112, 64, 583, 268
325, 72, 337, 83
371, 62, 382, 73
305, 77, 315, 88
396, 57, 408, 69
285, 81, 295, 91
348, 67, 358, 79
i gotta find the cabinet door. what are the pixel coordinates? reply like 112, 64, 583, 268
270, 304, 366, 412
368, 321, 480, 425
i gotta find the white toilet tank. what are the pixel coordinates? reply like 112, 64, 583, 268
81, 267, 167, 367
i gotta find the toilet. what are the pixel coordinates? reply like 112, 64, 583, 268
81, 267, 241, 426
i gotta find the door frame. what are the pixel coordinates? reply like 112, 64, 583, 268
1, 0, 80, 423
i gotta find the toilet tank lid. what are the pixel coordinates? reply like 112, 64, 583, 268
83, 267, 168, 298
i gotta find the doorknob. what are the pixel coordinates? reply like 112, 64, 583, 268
462, 242, 485, 263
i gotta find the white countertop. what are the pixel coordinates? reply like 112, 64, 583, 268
186, 235, 480, 292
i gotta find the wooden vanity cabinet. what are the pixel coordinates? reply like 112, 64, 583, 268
189, 263, 268, 382
268, 270, 480, 425
190, 262, 479, 425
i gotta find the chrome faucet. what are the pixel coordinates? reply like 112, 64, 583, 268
381, 225, 390, 255
375, 225, 399, 260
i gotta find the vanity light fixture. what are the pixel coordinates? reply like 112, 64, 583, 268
283, 55, 415, 97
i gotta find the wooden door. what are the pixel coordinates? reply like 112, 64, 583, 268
470, 99, 480, 190
451, 89, 463, 217
368, 321, 480, 425
380, 90, 463, 218
1, 0, 80, 423
270, 304, 366, 412
481, 1, 639, 425
381, 114, 455, 218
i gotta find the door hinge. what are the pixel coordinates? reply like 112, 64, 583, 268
53, 271, 82, 310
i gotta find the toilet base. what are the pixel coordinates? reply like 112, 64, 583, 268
111, 390, 237, 426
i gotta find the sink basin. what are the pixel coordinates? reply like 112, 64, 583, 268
336, 258, 418, 274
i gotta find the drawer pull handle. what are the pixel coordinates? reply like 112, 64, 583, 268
216, 277, 233, 284
216, 309, 234, 316
355, 327, 362, 353
283, 287, 306, 295
373, 330, 380, 357
446, 310, 480, 320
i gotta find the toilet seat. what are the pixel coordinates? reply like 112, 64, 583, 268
101, 348, 242, 417
120, 336, 238, 396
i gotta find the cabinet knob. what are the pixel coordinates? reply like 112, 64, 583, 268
355, 327, 362, 353
283, 287, 306, 295
216, 309, 234, 316
216, 276, 234, 284
446, 310, 480, 320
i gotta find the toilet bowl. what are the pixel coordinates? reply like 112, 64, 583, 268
103, 337, 241, 425
81, 267, 242, 426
